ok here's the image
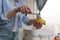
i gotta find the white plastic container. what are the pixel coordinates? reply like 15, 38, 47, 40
23, 29, 55, 40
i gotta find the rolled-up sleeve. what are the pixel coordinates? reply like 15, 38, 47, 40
0, 12, 9, 26
0, 0, 9, 26
0, 14, 9, 20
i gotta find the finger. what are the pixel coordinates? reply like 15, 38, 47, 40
25, 7, 30, 13
34, 20, 42, 29
26, 7, 32, 14
20, 7, 24, 13
33, 21, 39, 28
33, 21, 36, 26
24, 6, 32, 14
37, 22, 42, 27
22, 6, 26, 13
26, 6, 32, 13
20, 6, 28, 14
23, 6, 28, 14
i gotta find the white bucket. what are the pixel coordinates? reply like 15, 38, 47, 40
23, 29, 55, 40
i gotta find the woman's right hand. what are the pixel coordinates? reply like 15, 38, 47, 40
17, 5, 32, 14
7, 5, 32, 19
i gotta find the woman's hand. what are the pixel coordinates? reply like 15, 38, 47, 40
33, 20, 42, 29
27, 19, 43, 29
18, 5, 32, 14
7, 5, 32, 19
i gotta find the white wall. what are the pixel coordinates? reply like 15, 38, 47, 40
41, 0, 60, 33
41, 0, 60, 24
23, 0, 60, 33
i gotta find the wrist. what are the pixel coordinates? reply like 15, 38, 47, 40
14, 7, 19, 13
25, 19, 34, 25
28, 19, 34, 24
16, 7, 21, 12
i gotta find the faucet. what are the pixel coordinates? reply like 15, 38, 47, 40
36, 0, 47, 18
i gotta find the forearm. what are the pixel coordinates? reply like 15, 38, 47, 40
27, 19, 34, 25
7, 6, 32, 19
7, 8, 18, 19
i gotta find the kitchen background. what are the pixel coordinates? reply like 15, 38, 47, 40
18, 0, 60, 40
21, 0, 60, 34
